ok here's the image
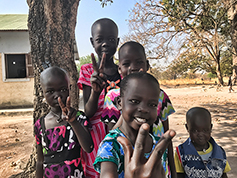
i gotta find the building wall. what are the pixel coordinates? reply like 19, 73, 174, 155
0, 31, 34, 109
0, 31, 30, 53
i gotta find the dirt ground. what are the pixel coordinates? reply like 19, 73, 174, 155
0, 85, 236, 177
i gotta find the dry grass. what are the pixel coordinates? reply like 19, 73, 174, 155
159, 77, 229, 86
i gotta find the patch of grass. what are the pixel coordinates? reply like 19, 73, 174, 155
159, 77, 229, 86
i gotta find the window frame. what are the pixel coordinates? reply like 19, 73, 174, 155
1, 52, 33, 82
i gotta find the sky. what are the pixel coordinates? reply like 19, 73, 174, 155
0, 0, 137, 57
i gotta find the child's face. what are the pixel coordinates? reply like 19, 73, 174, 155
119, 45, 147, 78
121, 78, 159, 131
42, 75, 69, 110
186, 115, 212, 148
90, 22, 119, 60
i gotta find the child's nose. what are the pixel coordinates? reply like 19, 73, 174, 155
102, 40, 109, 47
130, 64, 140, 72
138, 105, 149, 113
54, 92, 62, 99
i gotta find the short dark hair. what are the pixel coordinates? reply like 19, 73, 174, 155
120, 72, 159, 97
118, 41, 146, 61
40, 66, 69, 85
186, 107, 211, 123
91, 18, 118, 37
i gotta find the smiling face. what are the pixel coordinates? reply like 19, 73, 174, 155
90, 19, 119, 61
120, 74, 160, 131
118, 42, 148, 78
186, 107, 212, 149
41, 67, 69, 112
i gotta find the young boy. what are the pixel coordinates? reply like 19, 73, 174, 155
77, 18, 121, 177
175, 107, 231, 178
94, 72, 171, 177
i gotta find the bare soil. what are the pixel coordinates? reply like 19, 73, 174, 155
0, 85, 236, 177
0, 113, 34, 177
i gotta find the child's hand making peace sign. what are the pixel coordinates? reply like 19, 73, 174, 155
90, 53, 107, 93
117, 124, 176, 178
58, 96, 77, 123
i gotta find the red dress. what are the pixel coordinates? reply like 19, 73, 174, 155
77, 63, 120, 178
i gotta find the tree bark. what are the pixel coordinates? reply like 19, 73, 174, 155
216, 59, 224, 86
10, 0, 80, 177
228, 1, 237, 85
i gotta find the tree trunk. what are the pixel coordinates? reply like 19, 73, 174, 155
229, 1, 237, 85
10, 0, 80, 177
215, 58, 224, 86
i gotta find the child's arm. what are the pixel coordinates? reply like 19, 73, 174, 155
36, 144, 44, 178
100, 162, 118, 178
59, 97, 94, 153
163, 119, 177, 178
83, 53, 107, 118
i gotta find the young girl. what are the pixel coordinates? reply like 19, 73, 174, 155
101, 41, 176, 177
35, 66, 93, 178
77, 18, 121, 177
94, 72, 169, 177
175, 107, 231, 178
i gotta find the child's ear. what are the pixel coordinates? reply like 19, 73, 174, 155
90, 37, 94, 47
116, 96, 122, 111
118, 65, 122, 75
146, 60, 150, 72
185, 124, 189, 131
117, 38, 120, 46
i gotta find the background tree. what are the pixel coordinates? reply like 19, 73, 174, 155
12, 0, 80, 177
227, 0, 237, 85
76, 55, 97, 72
127, 0, 232, 85
162, 48, 232, 80
11, 1, 114, 177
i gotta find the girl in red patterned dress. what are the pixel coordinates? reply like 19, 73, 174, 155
35, 66, 93, 178
77, 18, 121, 178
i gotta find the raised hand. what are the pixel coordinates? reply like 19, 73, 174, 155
90, 53, 107, 93
117, 124, 176, 178
58, 96, 77, 123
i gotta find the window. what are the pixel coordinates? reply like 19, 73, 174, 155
4, 53, 33, 79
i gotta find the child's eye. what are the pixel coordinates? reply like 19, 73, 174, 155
122, 63, 130, 67
191, 129, 210, 133
95, 38, 102, 43
130, 99, 140, 104
60, 88, 68, 92
190, 129, 198, 133
149, 103, 158, 108
46, 90, 54, 94
137, 61, 145, 65
202, 129, 211, 133
109, 38, 116, 42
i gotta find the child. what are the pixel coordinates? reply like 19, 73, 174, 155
77, 18, 121, 177
228, 76, 234, 93
34, 66, 93, 178
174, 107, 231, 178
101, 41, 176, 177
94, 72, 170, 177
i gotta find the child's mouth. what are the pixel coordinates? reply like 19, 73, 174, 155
135, 117, 147, 124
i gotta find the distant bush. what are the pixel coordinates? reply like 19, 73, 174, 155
76, 55, 96, 72
207, 73, 217, 78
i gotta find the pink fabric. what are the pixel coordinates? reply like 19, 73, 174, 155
78, 63, 107, 178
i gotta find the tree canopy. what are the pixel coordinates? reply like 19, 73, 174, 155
127, 0, 233, 85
